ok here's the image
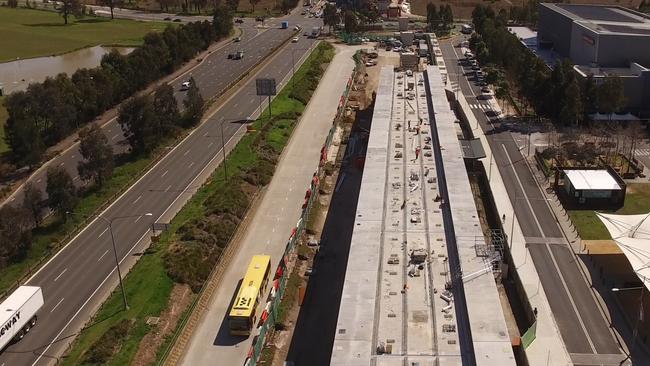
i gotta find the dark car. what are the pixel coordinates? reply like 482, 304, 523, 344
255, 16, 265, 21
173, 18, 182, 22
235, 18, 244, 23
164, 17, 172, 21
227, 53, 234, 59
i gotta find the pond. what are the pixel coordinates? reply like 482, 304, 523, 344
0, 45, 134, 95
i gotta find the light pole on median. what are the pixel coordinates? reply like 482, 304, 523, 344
67, 212, 153, 311
613, 284, 647, 365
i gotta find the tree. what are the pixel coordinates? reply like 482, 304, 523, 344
598, 76, 626, 116
344, 10, 358, 34
280, 0, 293, 14
426, 3, 439, 32
58, 0, 82, 25
46, 166, 78, 219
77, 124, 115, 187
213, 5, 234, 36
99, 0, 121, 19
0, 205, 32, 268
583, 73, 598, 115
249, 0, 260, 12
323, 3, 338, 32
559, 78, 583, 126
7, 0, 18, 7
183, 77, 205, 127
153, 83, 181, 132
118, 95, 158, 153
22, 182, 44, 228
225, 0, 239, 11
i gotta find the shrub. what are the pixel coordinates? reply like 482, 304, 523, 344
81, 319, 134, 365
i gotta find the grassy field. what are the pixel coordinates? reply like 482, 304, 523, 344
0, 97, 7, 154
0, 7, 168, 62
61, 42, 334, 366
569, 183, 650, 240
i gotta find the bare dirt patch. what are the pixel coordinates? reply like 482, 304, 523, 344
131, 284, 194, 366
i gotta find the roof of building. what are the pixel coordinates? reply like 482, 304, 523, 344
541, 3, 650, 36
564, 169, 622, 190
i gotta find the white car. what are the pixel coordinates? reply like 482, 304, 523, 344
292, 37, 299, 43
180, 81, 191, 91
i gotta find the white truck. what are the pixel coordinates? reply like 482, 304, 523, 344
0, 286, 44, 351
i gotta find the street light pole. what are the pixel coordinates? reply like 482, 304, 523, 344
220, 119, 228, 182
106, 220, 129, 310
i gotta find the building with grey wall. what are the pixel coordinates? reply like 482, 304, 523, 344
538, 3, 650, 67
538, 3, 650, 116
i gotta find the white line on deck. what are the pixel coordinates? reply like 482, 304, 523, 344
98, 227, 109, 238
98, 249, 109, 262
51, 298, 64, 313
133, 195, 142, 205
53, 268, 68, 282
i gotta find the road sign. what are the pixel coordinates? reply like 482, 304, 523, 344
256, 78, 277, 96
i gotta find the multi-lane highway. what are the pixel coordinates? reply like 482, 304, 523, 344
0, 12, 322, 365
1, 15, 307, 207
439, 36, 623, 365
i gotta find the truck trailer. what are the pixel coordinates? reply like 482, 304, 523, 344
0, 286, 44, 351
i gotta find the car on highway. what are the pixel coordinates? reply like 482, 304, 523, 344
476, 81, 487, 87
392, 47, 401, 52
292, 37, 299, 43
471, 64, 480, 71
173, 18, 182, 22
233, 50, 244, 59
180, 81, 191, 91
304, 31, 309, 36
481, 86, 491, 94
365, 60, 377, 67
235, 18, 244, 23
164, 17, 172, 21
294, 25, 301, 30
255, 16, 265, 21
234, 37, 241, 42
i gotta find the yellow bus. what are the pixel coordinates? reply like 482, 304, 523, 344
228, 255, 272, 336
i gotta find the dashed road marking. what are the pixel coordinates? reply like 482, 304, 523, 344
98, 249, 109, 262
51, 298, 64, 313
133, 195, 142, 205
98, 227, 109, 238
112, 134, 120, 140
184, 149, 191, 156
53, 268, 68, 282
161, 170, 169, 178
188, 162, 195, 168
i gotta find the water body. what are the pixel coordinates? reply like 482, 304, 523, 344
0, 45, 134, 95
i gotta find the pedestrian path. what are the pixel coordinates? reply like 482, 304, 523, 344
635, 148, 650, 157
468, 102, 493, 111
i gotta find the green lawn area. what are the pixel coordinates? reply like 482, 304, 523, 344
0, 97, 7, 154
0, 8, 168, 62
569, 184, 650, 240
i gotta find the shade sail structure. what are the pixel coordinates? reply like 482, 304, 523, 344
596, 212, 650, 289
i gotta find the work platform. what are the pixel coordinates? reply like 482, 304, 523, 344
331, 66, 515, 366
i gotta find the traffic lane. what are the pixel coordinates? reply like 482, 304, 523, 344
0, 36, 318, 366
550, 244, 621, 354
528, 244, 594, 354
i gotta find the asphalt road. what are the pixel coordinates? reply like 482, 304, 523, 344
0, 13, 322, 366
439, 37, 622, 362
2, 15, 307, 208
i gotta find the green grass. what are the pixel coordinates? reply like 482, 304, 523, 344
0, 97, 7, 154
569, 184, 650, 240
0, 8, 168, 62
62, 42, 335, 365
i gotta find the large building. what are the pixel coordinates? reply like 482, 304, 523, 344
538, 3, 650, 67
537, 3, 650, 116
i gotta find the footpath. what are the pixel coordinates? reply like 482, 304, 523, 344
177, 44, 361, 366
455, 91, 573, 365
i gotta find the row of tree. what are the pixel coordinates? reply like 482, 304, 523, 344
4, 18, 230, 167
470, 4, 626, 125
0, 79, 205, 269
426, 3, 454, 34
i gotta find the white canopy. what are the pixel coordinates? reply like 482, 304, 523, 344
597, 212, 650, 289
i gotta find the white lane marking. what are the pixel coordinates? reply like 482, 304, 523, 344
98, 249, 109, 262
50, 298, 64, 313
208, 142, 214, 148
161, 170, 169, 178
53, 268, 68, 282
134, 215, 142, 223
36, 179, 42, 183
184, 149, 191, 156
73, 176, 80, 181
10, 197, 15, 202
501, 144, 597, 352
59, 162, 65, 167
133, 195, 142, 205
28, 34, 311, 365
71, 155, 75, 159
165, 185, 172, 192
98, 227, 109, 238
188, 162, 195, 168
112, 133, 120, 140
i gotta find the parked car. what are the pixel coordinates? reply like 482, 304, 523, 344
164, 17, 172, 21
235, 18, 244, 23
292, 37, 299, 43
392, 47, 401, 52
180, 81, 191, 91
255, 16, 265, 21
173, 18, 182, 22
234, 37, 241, 42
233, 50, 244, 59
